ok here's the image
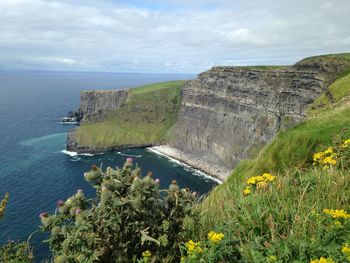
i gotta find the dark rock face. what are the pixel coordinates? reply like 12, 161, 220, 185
70, 90, 129, 122
167, 67, 327, 173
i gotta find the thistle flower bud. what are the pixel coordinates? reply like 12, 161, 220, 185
65, 197, 74, 206
91, 164, 98, 171
169, 180, 179, 193
75, 208, 82, 215
57, 200, 65, 207
155, 178, 160, 184
39, 212, 48, 219
127, 157, 133, 163
69, 207, 79, 216
39, 212, 53, 228
51, 226, 61, 235
54, 255, 67, 263
75, 189, 85, 199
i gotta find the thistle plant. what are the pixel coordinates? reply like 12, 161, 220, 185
40, 158, 199, 262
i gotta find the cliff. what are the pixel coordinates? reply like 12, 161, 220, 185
68, 90, 128, 122
66, 81, 184, 153
66, 54, 350, 180
164, 54, 350, 178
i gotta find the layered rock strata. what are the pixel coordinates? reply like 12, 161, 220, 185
166, 67, 326, 177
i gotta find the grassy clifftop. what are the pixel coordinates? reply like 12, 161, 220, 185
75, 80, 184, 148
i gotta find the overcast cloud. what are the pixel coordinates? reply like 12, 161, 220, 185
0, 0, 349, 73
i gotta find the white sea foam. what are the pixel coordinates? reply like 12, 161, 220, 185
147, 147, 222, 184
61, 150, 78, 157
61, 150, 98, 157
117, 152, 142, 158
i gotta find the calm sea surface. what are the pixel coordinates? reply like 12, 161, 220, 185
0, 72, 217, 262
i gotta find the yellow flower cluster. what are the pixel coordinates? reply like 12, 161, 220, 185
313, 147, 337, 169
142, 250, 152, 258
323, 209, 350, 219
267, 255, 277, 262
310, 257, 335, 263
207, 231, 224, 243
341, 139, 350, 149
185, 240, 203, 254
247, 173, 276, 185
342, 243, 350, 256
243, 173, 276, 196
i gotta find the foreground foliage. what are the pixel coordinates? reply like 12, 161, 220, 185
40, 158, 199, 262
199, 126, 350, 262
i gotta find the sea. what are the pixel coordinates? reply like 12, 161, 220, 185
0, 71, 218, 262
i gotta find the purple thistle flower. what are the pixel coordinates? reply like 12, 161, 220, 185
155, 178, 160, 184
126, 157, 133, 162
39, 212, 48, 218
75, 208, 81, 215
57, 200, 65, 207
77, 189, 83, 193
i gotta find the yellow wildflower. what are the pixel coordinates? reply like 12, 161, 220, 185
324, 147, 333, 155
185, 240, 202, 254
342, 244, 350, 256
262, 173, 276, 182
341, 139, 350, 148
313, 151, 324, 162
142, 250, 152, 258
208, 231, 224, 243
323, 209, 350, 219
257, 181, 268, 190
310, 257, 334, 263
267, 255, 277, 262
323, 156, 337, 166
334, 220, 342, 227
243, 186, 251, 196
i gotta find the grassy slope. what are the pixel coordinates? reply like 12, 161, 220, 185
75, 81, 184, 148
196, 55, 350, 261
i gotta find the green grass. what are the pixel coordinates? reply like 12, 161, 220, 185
75, 81, 184, 148
308, 72, 350, 114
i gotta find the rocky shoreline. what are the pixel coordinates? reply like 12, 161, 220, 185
149, 145, 230, 181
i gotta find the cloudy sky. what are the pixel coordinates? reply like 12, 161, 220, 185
0, 0, 349, 73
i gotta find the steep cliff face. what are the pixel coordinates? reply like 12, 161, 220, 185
69, 90, 129, 122
167, 61, 348, 175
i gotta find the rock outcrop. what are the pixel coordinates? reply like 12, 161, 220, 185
166, 58, 350, 178
69, 90, 129, 122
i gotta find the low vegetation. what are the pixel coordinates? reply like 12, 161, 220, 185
75, 81, 184, 148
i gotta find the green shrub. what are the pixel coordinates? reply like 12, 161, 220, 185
40, 159, 200, 262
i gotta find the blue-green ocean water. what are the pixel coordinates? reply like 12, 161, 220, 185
0, 72, 217, 262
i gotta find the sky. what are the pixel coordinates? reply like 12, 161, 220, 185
0, 0, 349, 73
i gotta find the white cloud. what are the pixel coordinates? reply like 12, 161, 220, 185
0, 0, 349, 73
